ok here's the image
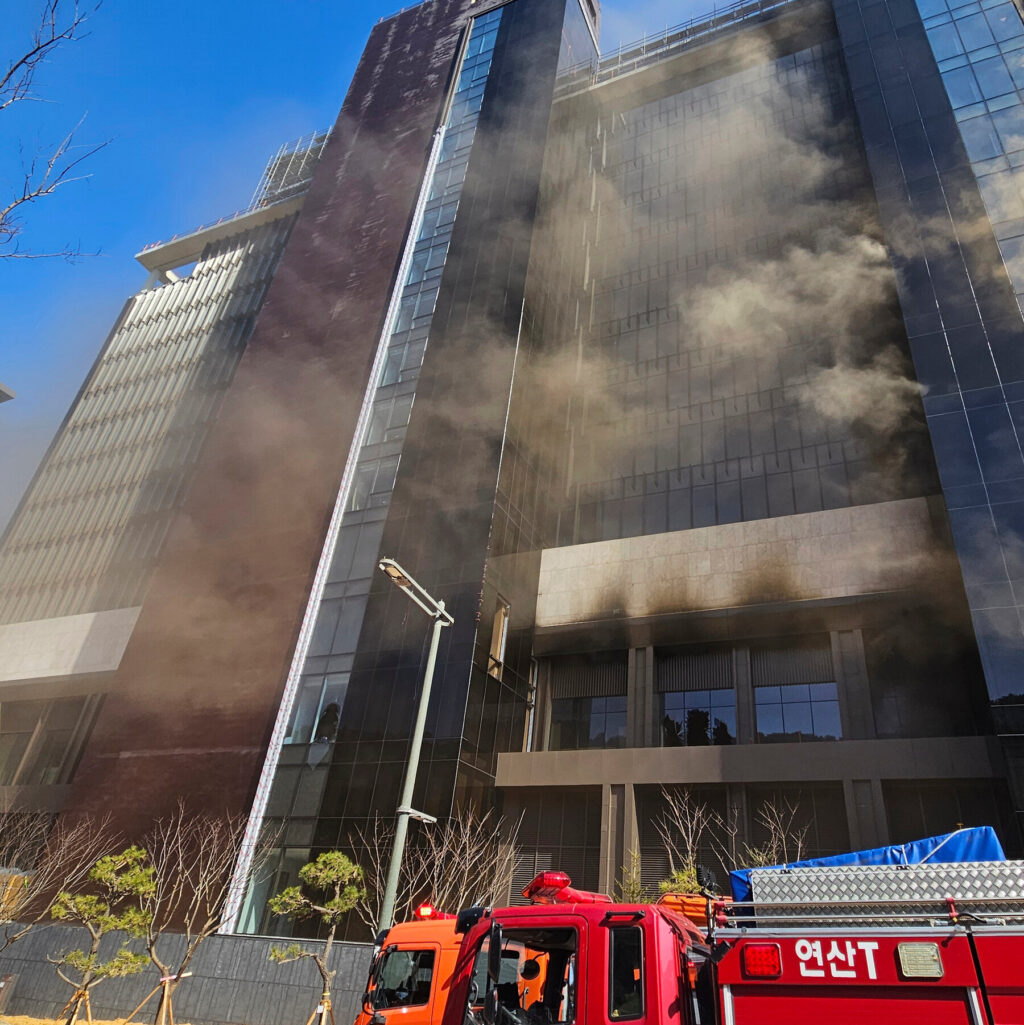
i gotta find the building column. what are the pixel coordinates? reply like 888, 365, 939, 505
628, 645, 655, 748
843, 777, 889, 850
734, 645, 755, 744
534, 661, 552, 752
832, 629, 875, 740
598, 782, 626, 895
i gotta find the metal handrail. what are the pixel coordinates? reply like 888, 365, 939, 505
555, 0, 801, 99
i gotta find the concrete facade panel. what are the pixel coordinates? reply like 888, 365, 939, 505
0, 607, 140, 682
536, 498, 951, 628
497, 736, 1002, 788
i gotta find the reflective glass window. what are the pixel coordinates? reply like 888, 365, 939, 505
961, 113, 1005, 158
973, 54, 1016, 95
928, 22, 967, 59
957, 11, 997, 49
943, 65, 984, 106
549, 695, 627, 750
992, 103, 1024, 152
661, 689, 735, 746
986, 3, 1024, 42
977, 168, 1024, 219
755, 682, 842, 742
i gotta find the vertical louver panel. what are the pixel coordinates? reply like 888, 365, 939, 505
751, 637, 833, 686
656, 646, 732, 693
0, 214, 297, 624
549, 653, 627, 698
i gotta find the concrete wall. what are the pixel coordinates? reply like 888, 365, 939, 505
0, 925, 373, 1025
535, 498, 945, 628
0, 608, 140, 684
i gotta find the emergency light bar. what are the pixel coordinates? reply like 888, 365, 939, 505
522, 871, 613, 905
414, 903, 455, 920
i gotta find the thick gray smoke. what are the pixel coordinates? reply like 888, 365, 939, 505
559, 30, 931, 501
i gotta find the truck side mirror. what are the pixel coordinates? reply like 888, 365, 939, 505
482, 919, 503, 1025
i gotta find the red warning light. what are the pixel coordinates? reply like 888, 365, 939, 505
522, 872, 572, 902
522, 872, 612, 905
741, 943, 783, 979
412, 904, 455, 921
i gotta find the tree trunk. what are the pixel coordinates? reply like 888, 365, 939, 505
66, 932, 101, 1025
153, 940, 197, 1025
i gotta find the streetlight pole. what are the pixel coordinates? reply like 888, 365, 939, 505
376, 557, 454, 934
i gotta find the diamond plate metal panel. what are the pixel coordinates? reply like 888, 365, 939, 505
745, 861, 1024, 924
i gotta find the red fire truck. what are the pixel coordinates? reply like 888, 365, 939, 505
439, 867, 1024, 1025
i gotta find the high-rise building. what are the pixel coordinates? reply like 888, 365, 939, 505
3, 0, 1024, 936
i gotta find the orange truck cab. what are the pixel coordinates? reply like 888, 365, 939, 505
355, 906, 463, 1025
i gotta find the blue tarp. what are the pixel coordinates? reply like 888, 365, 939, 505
729, 826, 1005, 902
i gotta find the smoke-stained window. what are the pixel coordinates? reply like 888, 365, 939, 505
0, 696, 96, 787
657, 644, 735, 747
550, 694, 627, 749
558, 36, 935, 545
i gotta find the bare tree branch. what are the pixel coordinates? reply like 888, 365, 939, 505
745, 796, 810, 867
1, 1, 109, 260
352, 809, 521, 935
140, 802, 279, 1025
655, 786, 716, 890
0, 811, 119, 953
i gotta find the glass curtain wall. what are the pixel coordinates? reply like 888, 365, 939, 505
558, 36, 937, 545
237, 6, 507, 934
917, 0, 1024, 305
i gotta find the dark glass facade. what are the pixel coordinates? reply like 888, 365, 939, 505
238, 0, 602, 934
828, 0, 1024, 819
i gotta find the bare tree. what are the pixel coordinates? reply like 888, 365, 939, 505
353, 808, 521, 934
744, 796, 810, 868
655, 787, 717, 892
128, 804, 277, 1025
0, 811, 117, 952
1, 1, 109, 259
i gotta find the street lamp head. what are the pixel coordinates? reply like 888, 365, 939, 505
379, 558, 412, 588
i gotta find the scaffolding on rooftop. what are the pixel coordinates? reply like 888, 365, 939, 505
248, 130, 332, 210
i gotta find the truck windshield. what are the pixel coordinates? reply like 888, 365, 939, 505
371, 948, 437, 1009
469, 927, 578, 1025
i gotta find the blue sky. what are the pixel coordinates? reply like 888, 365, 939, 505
0, 0, 700, 534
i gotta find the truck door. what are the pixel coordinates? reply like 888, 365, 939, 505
366, 941, 443, 1025
471, 916, 587, 1025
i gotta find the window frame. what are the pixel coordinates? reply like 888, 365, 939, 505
607, 925, 645, 1021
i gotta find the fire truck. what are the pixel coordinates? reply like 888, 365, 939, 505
438, 862, 1024, 1025
356, 904, 462, 1025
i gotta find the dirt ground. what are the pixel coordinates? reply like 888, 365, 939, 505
1, 1017, 194, 1025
